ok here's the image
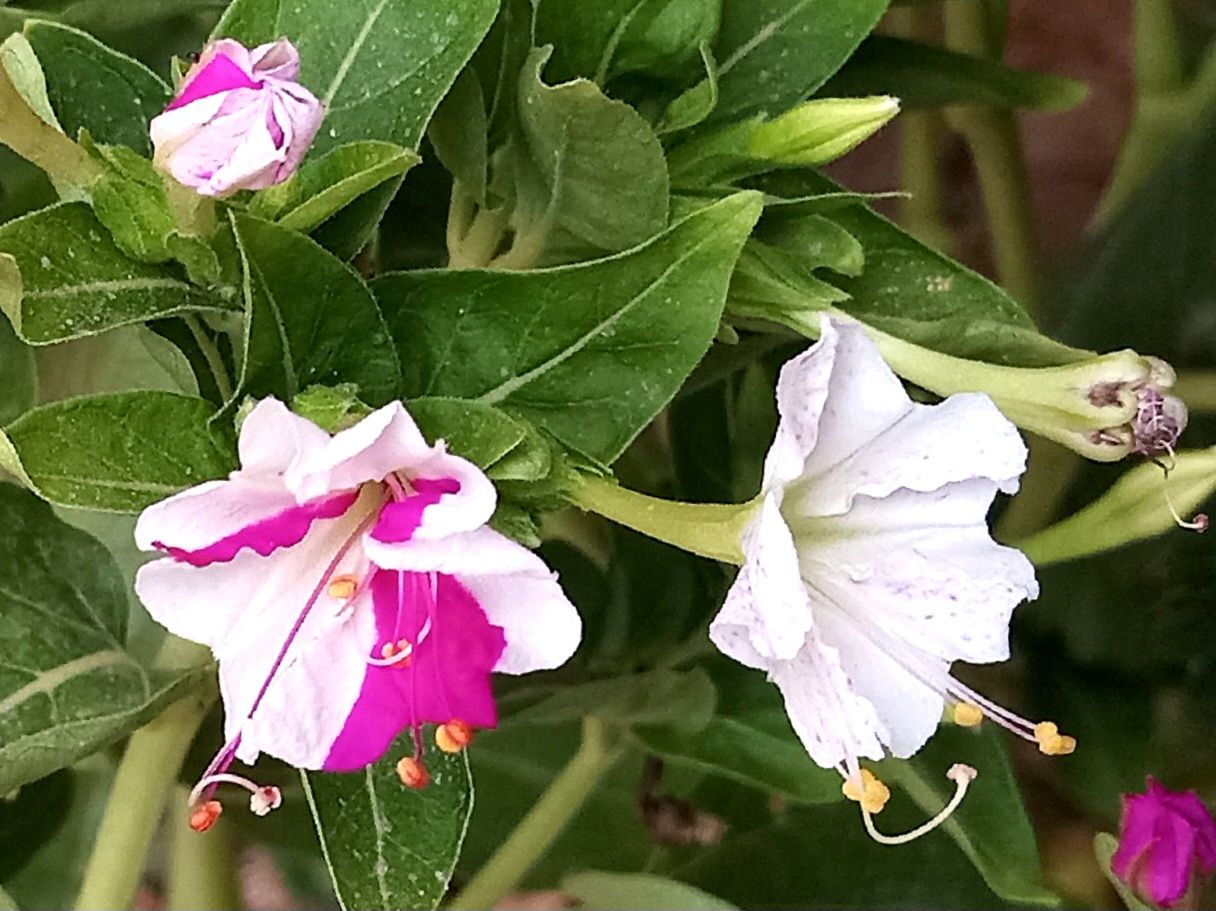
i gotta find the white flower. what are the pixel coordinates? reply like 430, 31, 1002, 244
711, 316, 1070, 817
135, 398, 581, 823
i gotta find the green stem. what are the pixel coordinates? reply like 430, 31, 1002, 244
449, 718, 622, 910
75, 637, 214, 911
166, 785, 241, 911
0, 65, 99, 187
890, 4, 954, 254
993, 436, 1083, 542
184, 315, 234, 402
569, 474, 753, 564
944, 2, 1040, 313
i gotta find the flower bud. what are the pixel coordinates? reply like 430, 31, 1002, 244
748, 96, 900, 168
150, 38, 323, 197
1111, 778, 1216, 910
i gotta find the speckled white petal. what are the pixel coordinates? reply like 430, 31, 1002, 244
790, 393, 1027, 519
767, 627, 887, 769
286, 402, 438, 501
813, 604, 948, 759
797, 316, 912, 479
797, 481, 1038, 665
710, 495, 813, 665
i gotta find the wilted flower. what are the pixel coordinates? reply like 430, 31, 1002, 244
1111, 777, 1216, 909
711, 316, 1072, 840
135, 399, 581, 826
149, 38, 323, 196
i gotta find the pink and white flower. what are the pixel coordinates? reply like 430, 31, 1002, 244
711, 316, 1067, 835
150, 38, 323, 197
134, 398, 581, 821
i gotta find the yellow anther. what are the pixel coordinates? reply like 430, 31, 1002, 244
378, 639, 413, 666
327, 575, 359, 600
1033, 721, 1077, 756
842, 769, 891, 815
953, 703, 984, 727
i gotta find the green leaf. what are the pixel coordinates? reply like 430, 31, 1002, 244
230, 213, 401, 406
375, 191, 763, 463
0, 484, 207, 793
1095, 833, 1155, 911
880, 726, 1059, 907
427, 67, 488, 205
0, 202, 227, 345
0, 313, 34, 425
754, 173, 1087, 367
821, 35, 1087, 111
302, 735, 472, 911
23, 20, 170, 154
512, 46, 670, 258
0, 32, 59, 129
84, 141, 223, 283
657, 44, 719, 134
562, 872, 738, 910
250, 140, 418, 236
633, 660, 841, 803
407, 397, 530, 471
506, 668, 716, 731
213, 0, 499, 153
0, 391, 236, 512
535, 0, 720, 83
703, 0, 889, 129
0, 770, 73, 882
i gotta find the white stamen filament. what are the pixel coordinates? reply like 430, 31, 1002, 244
1160, 445, 1209, 532
860, 764, 977, 846
189, 772, 265, 805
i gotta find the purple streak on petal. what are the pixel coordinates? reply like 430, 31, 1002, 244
167, 52, 259, 111
369, 477, 463, 544
154, 490, 358, 567
322, 569, 505, 772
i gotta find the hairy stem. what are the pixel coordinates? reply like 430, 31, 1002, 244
449, 718, 622, 910
166, 785, 241, 911
184, 315, 234, 403
944, 2, 1040, 313
75, 637, 214, 911
569, 474, 753, 564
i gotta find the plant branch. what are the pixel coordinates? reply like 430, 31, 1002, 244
448, 717, 622, 910
944, 2, 1040, 314
184, 314, 234, 403
569, 474, 753, 564
75, 637, 214, 911
166, 785, 241, 911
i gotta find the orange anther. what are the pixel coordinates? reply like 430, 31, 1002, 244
436, 720, 474, 754
396, 756, 429, 789
189, 800, 223, 833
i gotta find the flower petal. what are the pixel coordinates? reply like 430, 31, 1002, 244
770, 316, 911, 488
459, 566, 582, 675
710, 495, 812, 665
134, 477, 298, 555
789, 393, 1027, 518
286, 402, 437, 501
767, 627, 887, 769
238, 397, 330, 477
166, 45, 257, 111
322, 570, 505, 771
364, 525, 542, 577
813, 604, 948, 759
250, 38, 301, 80
796, 480, 1038, 665
371, 453, 496, 544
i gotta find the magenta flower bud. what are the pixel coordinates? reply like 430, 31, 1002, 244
1111, 777, 1216, 909
149, 38, 323, 197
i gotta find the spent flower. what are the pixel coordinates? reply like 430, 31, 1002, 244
149, 38, 323, 196
134, 398, 581, 826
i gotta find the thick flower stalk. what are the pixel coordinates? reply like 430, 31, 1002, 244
1112, 778, 1216, 910
150, 38, 323, 196
134, 399, 581, 829
711, 316, 1073, 838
